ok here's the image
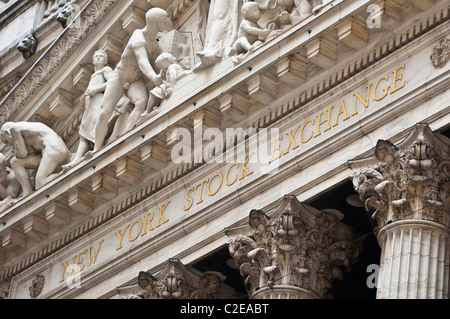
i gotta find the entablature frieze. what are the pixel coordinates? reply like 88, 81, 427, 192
0, 0, 449, 287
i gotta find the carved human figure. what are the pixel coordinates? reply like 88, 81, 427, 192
290, 0, 328, 24
92, 8, 173, 152
0, 122, 71, 197
63, 50, 113, 170
195, 0, 242, 69
141, 53, 192, 118
255, 0, 294, 31
0, 153, 21, 211
230, 2, 271, 64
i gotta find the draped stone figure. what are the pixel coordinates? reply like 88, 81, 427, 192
0, 122, 71, 197
195, 0, 242, 69
92, 8, 173, 152
64, 50, 113, 170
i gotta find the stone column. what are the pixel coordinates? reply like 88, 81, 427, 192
227, 195, 360, 299
349, 124, 450, 299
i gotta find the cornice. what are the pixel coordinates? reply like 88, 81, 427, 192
0, 0, 449, 286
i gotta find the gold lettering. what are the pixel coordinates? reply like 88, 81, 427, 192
60, 261, 73, 283
156, 201, 170, 227
207, 173, 223, 196
196, 179, 209, 204
314, 106, 334, 137
391, 64, 405, 94
352, 84, 372, 116
269, 136, 283, 164
72, 251, 85, 273
183, 188, 194, 211
333, 100, 350, 127
299, 119, 314, 143
225, 163, 239, 186
141, 211, 155, 235
373, 75, 390, 101
115, 224, 130, 251
128, 219, 143, 242
283, 125, 300, 155
239, 154, 253, 180
86, 240, 104, 266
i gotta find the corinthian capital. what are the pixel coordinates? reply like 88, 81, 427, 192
349, 124, 450, 232
117, 258, 241, 299
227, 195, 360, 299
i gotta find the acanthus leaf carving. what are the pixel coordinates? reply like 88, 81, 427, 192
349, 124, 450, 232
130, 259, 241, 299
228, 195, 360, 299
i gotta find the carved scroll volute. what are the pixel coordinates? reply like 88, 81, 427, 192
349, 124, 450, 232
228, 196, 359, 299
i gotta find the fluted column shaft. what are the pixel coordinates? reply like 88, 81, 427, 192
377, 220, 449, 299
349, 124, 450, 299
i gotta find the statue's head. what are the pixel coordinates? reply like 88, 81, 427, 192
155, 52, 177, 69
93, 50, 108, 66
145, 8, 173, 33
0, 122, 14, 146
242, 2, 261, 22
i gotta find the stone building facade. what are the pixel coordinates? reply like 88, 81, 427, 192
0, 0, 448, 300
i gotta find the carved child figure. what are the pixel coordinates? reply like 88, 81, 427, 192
231, 2, 271, 64
141, 52, 192, 118
0, 153, 21, 212
63, 50, 113, 170
0, 122, 71, 197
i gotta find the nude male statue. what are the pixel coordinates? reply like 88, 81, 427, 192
0, 153, 21, 211
0, 122, 71, 197
93, 8, 173, 152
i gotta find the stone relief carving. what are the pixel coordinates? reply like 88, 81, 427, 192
430, 38, 450, 67
141, 52, 192, 119
17, 34, 38, 59
228, 195, 359, 299
29, 275, 45, 298
0, 0, 117, 130
349, 124, 450, 233
196, 0, 320, 68
230, 2, 271, 64
0, 1, 327, 203
0, 153, 21, 212
92, 7, 173, 152
195, 0, 241, 69
0, 122, 71, 197
57, 3, 77, 28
